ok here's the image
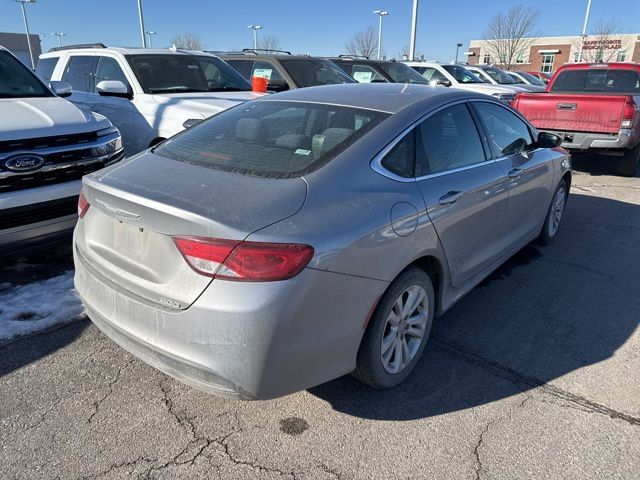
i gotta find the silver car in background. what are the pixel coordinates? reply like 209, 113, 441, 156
73, 84, 571, 400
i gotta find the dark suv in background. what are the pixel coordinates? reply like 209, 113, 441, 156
327, 56, 428, 85
215, 49, 355, 92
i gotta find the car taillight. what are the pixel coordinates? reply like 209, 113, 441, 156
78, 190, 90, 219
622, 100, 637, 128
173, 236, 314, 281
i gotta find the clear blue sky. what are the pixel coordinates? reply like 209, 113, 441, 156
1, 0, 638, 61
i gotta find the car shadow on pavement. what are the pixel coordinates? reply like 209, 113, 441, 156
571, 152, 636, 177
309, 192, 640, 420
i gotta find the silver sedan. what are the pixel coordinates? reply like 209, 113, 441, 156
73, 83, 571, 399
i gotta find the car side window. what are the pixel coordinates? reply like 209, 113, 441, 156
251, 60, 284, 81
473, 102, 534, 157
421, 67, 447, 83
62, 55, 94, 92
225, 59, 253, 80
381, 130, 415, 178
35, 57, 58, 82
93, 57, 130, 92
351, 65, 385, 83
416, 103, 486, 176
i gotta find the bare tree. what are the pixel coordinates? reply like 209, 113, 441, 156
482, 5, 539, 69
345, 27, 378, 59
170, 32, 203, 50
575, 19, 626, 63
258, 34, 282, 51
397, 45, 424, 61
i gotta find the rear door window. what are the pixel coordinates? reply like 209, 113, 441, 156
551, 68, 640, 94
62, 55, 94, 92
473, 101, 534, 157
155, 100, 389, 178
225, 59, 253, 79
251, 60, 284, 81
35, 57, 58, 82
416, 103, 486, 176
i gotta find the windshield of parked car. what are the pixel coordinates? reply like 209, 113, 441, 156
377, 62, 428, 84
442, 65, 484, 84
126, 54, 251, 94
507, 73, 526, 84
515, 71, 546, 86
279, 59, 355, 87
483, 67, 517, 84
155, 101, 389, 178
0, 50, 52, 99
550, 68, 640, 94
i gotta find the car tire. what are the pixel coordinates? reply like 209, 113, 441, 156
352, 267, 435, 389
616, 144, 640, 177
537, 179, 568, 245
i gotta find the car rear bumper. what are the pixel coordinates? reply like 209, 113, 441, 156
541, 128, 633, 150
74, 238, 387, 400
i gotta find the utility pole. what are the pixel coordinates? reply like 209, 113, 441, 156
455, 42, 463, 63
51, 32, 66, 47
247, 25, 262, 50
137, 0, 147, 48
409, 0, 419, 61
373, 10, 389, 60
145, 30, 156, 48
15, 0, 36, 69
577, 0, 592, 62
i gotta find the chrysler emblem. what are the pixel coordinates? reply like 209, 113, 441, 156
4, 154, 45, 172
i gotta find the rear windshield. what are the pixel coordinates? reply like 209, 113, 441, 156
126, 54, 250, 93
550, 68, 640, 94
515, 71, 546, 86
155, 100, 389, 178
378, 62, 427, 84
0, 50, 52, 98
483, 67, 517, 84
279, 59, 355, 87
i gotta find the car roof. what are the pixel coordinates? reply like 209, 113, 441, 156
41, 47, 217, 57
255, 83, 487, 114
327, 57, 399, 65
216, 52, 317, 61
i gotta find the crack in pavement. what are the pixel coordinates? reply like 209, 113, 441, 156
74, 456, 157, 480
431, 335, 640, 427
535, 257, 615, 281
87, 358, 135, 424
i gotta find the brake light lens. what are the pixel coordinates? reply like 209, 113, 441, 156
78, 190, 90, 219
622, 100, 637, 128
173, 236, 314, 281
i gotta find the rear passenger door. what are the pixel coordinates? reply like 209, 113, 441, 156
87, 56, 136, 153
61, 55, 95, 107
414, 102, 510, 287
471, 100, 554, 245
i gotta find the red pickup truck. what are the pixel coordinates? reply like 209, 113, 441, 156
513, 63, 640, 176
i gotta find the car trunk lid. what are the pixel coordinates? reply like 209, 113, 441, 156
75, 152, 307, 309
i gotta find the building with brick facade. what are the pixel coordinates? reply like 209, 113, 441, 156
467, 33, 640, 74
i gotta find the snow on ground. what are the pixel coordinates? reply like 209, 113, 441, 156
0, 270, 85, 344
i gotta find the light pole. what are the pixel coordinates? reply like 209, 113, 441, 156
247, 25, 262, 50
577, 0, 592, 63
51, 32, 66, 47
373, 10, 389, 60
455, 42, 463, 63
137, 0, 147, 48
409, 0, 419, 61
15, 0, 36, 69
145, 30, 156, 48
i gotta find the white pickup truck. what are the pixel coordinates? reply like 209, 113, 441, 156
39, 45, 262, 155
0, 46, 123, 254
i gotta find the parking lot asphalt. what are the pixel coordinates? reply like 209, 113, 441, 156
1, 154, 639, 480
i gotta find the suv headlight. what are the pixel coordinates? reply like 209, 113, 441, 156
93, 127, 123, 158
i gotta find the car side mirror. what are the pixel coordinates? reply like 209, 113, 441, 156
96, 80, 132, 99
49, 81, 72, 97
435, 79, 452, 87
537, 131, 562, 148
267, 79, 290, 92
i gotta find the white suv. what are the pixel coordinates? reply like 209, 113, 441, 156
404, 61, 519, 103
39, 45, 261, 155
0, 46, 123, 253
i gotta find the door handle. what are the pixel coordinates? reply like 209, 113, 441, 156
508, 168, 523, 179
438, 191, 464, 205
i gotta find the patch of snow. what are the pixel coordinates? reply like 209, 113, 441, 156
0, 270, 85, 343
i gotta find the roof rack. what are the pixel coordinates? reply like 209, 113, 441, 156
338, 54, 370, 60
242, 48, 292, 55
48, 43, 106, 52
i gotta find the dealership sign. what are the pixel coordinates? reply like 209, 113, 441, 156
582, 39, 623, 50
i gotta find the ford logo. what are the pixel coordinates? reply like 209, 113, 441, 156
3, 154, 45, 172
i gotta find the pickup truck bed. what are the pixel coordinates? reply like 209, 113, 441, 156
512, 63, 640, 176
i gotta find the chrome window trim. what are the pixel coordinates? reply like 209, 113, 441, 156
371, 98, 502, 182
